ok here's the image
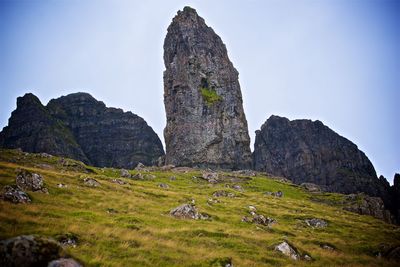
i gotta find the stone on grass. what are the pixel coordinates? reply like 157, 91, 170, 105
16, 169, 46, 192
0, 185, 31, 203
57, 183, 67, 188
202, 172, 219, 183
170, 203, 209, 220
264, 191, 283, 197
48, 258, 82, 267
120, 169, 131, 178
83, 178, 100, 187
300, 183, 321, 193
212, 190, 235, 198
274, 241, 300, 260
111, 179, 127, 185
305, 218, 328, 228
56, 234, 78, 248
158, 183, 169, 189
0, 235, 63, 267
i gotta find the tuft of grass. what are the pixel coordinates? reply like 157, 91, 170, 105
0, 148, 399, 266
200, 87, 222, 105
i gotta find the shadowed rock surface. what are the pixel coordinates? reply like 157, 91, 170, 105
0, 93, 87, 163
253, 115, 392, 207
0, 93, 164, 168
163, 6, 252, 169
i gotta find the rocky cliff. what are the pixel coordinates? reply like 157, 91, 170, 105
253, 115, 391, 205
0, 93, 164, 168
163, 7, 252, 169
0, 93, 88, 163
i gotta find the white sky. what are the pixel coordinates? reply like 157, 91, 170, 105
0, 0, 399, 183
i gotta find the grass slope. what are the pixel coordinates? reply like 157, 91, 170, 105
0, 149, 399, 266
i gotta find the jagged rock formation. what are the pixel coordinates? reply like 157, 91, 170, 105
0, 93, 164, 168
163, 6, 252, 169
0, 93, 88, 162
47, 93, 164, 168
253, 115, 391, 205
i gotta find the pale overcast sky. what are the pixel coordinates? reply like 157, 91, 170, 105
0, 0, 399, 183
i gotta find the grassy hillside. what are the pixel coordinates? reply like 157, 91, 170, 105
0, 149, 399, 266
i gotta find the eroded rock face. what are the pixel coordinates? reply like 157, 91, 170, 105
163, 6, 252, 170
253, 115, 390, 204
0, 93, 164, 169
0, 94, 87, 163
47, 93, 164, 168
343, 193, 393, 223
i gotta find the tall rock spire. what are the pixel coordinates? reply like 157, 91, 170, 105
163, 7, 252, 169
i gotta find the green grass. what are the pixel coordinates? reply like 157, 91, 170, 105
200, 87, 222, 105
0, 148, 399, 266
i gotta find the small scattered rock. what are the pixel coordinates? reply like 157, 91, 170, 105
131, 173, 144, 180
48, 258, 82, 267
160, 165, 175, 171
56, 234, 78, 248
158, 183, 169, 189
144, 174, 156, 180
39, 152, 53, 158
274, 241, 300, 260
207, 198, 220, 205
303, 254, 313, 261
305, 218, 328, 228
170, 203, 209, 220
264, 191, 283, 197
107, 208, 118, 214
212, 190, 235, 198
111, 179, 127, 185
169, 176, 176, 181
320, 243, 335, 250
57, 183, 67, 188
120, 169, 132, 178
83, 178, 100, 187
232, 185, 244, 192
242, 206, 276, 226
135, 162, 147, 171
0, 185, 31, 203
202, 172, 219, 183
16, 169, 46, 192
252, 214, 276, 226
232, 169, 256, 176
300, 183, 321, 192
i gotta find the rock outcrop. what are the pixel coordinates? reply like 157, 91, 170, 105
163, 6, 252, 169
253, 115, 390, 204
0, 93, 164, 168
0, 93, 87, 163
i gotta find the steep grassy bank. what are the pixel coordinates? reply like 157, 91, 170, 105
0, 149, 399, 266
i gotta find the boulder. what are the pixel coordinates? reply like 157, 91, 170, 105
158, 183, 169, 189
202, 172, 219, 183
300, 183, 321, 193
0, 185, 31, 203
212, 190, 235, 198
48, 258, 82, 267
120, 169, 131, 178
170, 204, 200, 220
305, 218, 328, 228
111, 179, 127, 185
83, 178, 100, 187
0, 235, 63, 267
274, 241, 300, 260
163, 7, 252, 169
16, 169, 45, 192
343, 193, 393, 223
264, 191, 283, 197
